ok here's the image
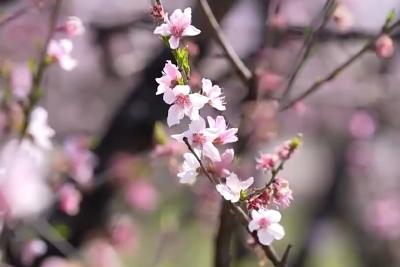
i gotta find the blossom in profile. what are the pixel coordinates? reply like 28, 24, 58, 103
47, 39, 77, 71
177, 152, 200, 184
156, 61, 182, 95
216, 172, 253, 203
207, 116, 238, 145
163, 85, 208, 126
256, 153, 278, 171
153, 8, 201, 49
201, 78, 226, 111
28, 106, 55, 149
248, 208, 285, 245
375, 34, 395, 59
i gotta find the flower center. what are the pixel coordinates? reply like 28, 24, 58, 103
258, 217, 271, 229
175, 94, 190, 107
192, 133, 206, 146
171, 26, 184, 37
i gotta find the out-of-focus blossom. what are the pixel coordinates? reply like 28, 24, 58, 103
163, 85, 208, 126
276, 141, 291, 160
110, 153, 138, 182
257, 70, 283, 93
201, 78, 226, 111
216, 172, 253, 203
172, 118, 220, 161
152, 139, 184, 158
59, 183, 82, 216
22, 239, 47, 266
177, 152, 201, 184
256, 153, 278, 171
349, 111, 376, 139
208, 148, 234, 178
11, 63, 32, 101
28, 106, 55, 149
41, 257, 71, 267
272, 178, 293, 209
186, 41, 200, 57
47, 39, 77, 71
207, 116, 238, 145
156, 61, 182, 95
375, 34, 395, 59
125, 180, 159, 211
63, 136, 96, 186
268, 13, 287, 30
248, 208, 285, 245
84, 239, 122, 267
0, 139, 52, 219
59, 17, 85, 37
110, 215, 138, 252
153, 8, 201, 49
332, 4, 353, 31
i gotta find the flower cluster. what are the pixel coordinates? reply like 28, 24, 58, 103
153, 5, 301, 247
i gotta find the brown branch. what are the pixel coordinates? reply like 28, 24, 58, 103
280, 19, 400, 111
281, 0, 336, 101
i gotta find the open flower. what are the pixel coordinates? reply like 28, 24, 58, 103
156, 61, 182, 95
28, 106, 55, 149
207, 116, 238, 145
216, 172, 253, 203
201, 78, 225, 111
272, 178, 293, 209
248, 209, 285, 245
163, 85, 208, 126
208, 148, 234, 177
172, 118, 220, 161
177, 152, 200, 184
153, 8, 201, 49
47, 39, 77, 71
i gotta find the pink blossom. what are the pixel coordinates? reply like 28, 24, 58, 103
276, 141, 291, 160
216, 172, 253, 203
163, 85, 208, 126
208, 148, 234, 178
59, 183, 82, 216
177, 152, 201, 184
60, 16, 85, 37
84, 239, 122, 267
332, 4, 353, 31
201, 78, 226, 111
125, 180, 159, 212
172, 118, 221, 161
155, 60, 182, 95
40, 257, 70, 267
28, 106, 55, 149
256, 153, 278, 171
150, 3, 165, 22
11, 63, 32, 100
22, 239, 47, 266
257, 71, 283, 93
248, 208, 285, 245
153, 8, 201, 49
110, 215, 138, 252
47, 39, 77, 71
207, 116, 238, 145
348, 111, 376, 139
272, 178, 293, 209
268, 13, 287, 30
375, 34, 395, 59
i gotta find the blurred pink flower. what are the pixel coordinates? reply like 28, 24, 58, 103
257, 71, 283, 93
11, 63, 32, 100
47, 39, 77, 71
256, 153, 278, 171
348, 111, 376, 139
28, 106, 55, 149
110, 215, 138, 252
59, 183, 82, 216
125, 180, 159, 212
153, 8, 201, 49
22, 239, 47, 266
61, 17, 85, 37
85, 239, 122, 267
268, 13, 287, 30
375, 34, 394, 59
156, 60, 182, 95
276, 141, 291, 160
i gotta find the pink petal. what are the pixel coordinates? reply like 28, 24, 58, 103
167, 104, 184, 126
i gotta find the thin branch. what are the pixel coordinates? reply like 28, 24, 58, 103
281, 0, 336, 101
280, 20, 400, 111
198, 0, 252, 84
278, 244, 293, 267
0, 6, 31, 28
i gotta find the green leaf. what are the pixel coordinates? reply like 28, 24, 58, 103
385, 9, 396, 26
153, 121, 168, 145
175, 47, 191, 77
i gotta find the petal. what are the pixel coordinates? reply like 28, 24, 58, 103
183, 153, 200, 169
207, 116, 216, 128
163, 88, 176, 104
248, 219, 259, 232
167, 104, 184, 126
202, 142, 221, 162
257, 228, 274, 245
240, 176, 254, 190
60, 56, 77, 71
189, 93, 208, 109
215, 116, 227, 129
153, 23, 170, 36
189, 118, 206, 132
156, 84, 168, 95
169, 36, 180, 49
173, 85, 190, 95
170, 9, 185, 25
264, 209, 282, 223
178, 170, 197, 185
267, 223, 285, 240
210, 98, 226, 111
216, 184, 234, 201
251, 209, 263, 220
225, 173, 241, 191
201, 78, 212, 95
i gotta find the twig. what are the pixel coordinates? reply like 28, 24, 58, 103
281, 0, 336, 101
198, 0, 252, 84
0, 6, 31, 28
280, 19, 400, 111
278, 244, 292, 267
20, 0, 63, 136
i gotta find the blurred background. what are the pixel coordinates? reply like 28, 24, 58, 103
0, 0, 400, 266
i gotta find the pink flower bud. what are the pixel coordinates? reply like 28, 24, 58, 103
62, 16, 85, 37
375, 34, 395, 59
332, 4, 353, 31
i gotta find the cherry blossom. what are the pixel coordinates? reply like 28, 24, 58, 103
208, 148, 234, 178
156, 60, 182, 95
62, 16, 85, 37
125, 180, 159, 211
163, 85, 208, 126
201, 78, 226, 111
22, 239, 47, 266
177, 152, 200, 184
47, 39, 77, 71
375, 34, 395, 59
153, 8, 201, 49
207, 116, 238, 145
59, 183, 82, 216
216, 172, 253, 203
248, 208, 285, 245
256, 153, 278, 171
28, 106, 55, 149
272, 178, 293, 209
172, 118, 221, 161
332, 4, 353, 31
